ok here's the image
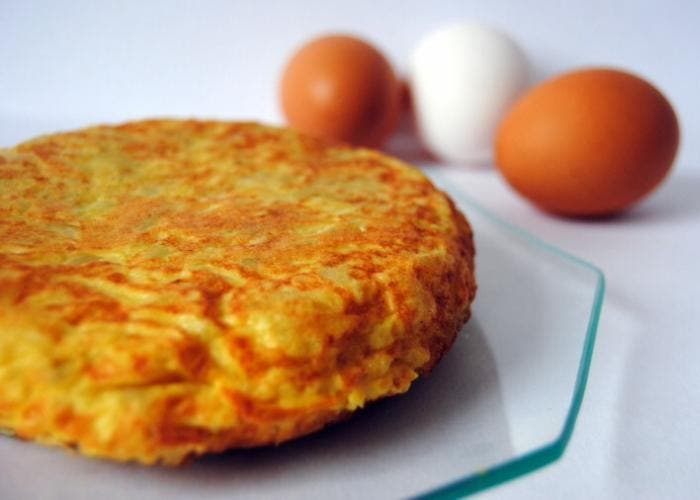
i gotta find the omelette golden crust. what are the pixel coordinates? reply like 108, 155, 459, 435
0, 120, 476, 465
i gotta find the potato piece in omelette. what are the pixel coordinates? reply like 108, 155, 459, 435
0, 120, 476, 465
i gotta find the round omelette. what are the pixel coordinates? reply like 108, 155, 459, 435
0, 120, 476, 465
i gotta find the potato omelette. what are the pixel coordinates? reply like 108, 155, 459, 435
0, 120, 476, 465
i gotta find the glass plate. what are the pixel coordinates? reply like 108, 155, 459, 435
0, 177, 604, 500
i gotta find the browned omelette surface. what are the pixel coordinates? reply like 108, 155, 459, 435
0, 120, 476, 464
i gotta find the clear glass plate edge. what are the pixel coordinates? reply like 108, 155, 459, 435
415, 171, 606, 499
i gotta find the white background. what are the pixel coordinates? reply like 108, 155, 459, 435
2, 1, 699, 498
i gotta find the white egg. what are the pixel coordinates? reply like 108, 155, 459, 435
410, 22, 530, 165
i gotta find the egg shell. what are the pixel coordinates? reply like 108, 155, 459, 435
410, 22, 530, 165
495, 68, 680, 216
280, 35, 401, 148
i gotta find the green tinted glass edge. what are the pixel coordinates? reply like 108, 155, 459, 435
415, 176, 606, 499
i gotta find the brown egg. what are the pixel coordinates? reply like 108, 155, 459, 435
495, 68, 680, 216
280, 34, 401, 148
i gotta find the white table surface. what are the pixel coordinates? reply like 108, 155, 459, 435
2, 1, 699, 498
